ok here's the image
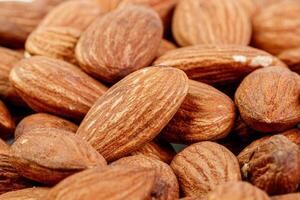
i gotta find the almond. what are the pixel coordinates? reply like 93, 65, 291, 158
171, 141, 241, 198
0, 100, 15, 139
9, 56, 107, 120
157, 39, 177, 57
172, 0, 251, 46
76, 5, 163, 83
278, 48, 300, 74
238, 0, 284, 16
76, 67, 188, 161
272, 193, 300, 200
0, 187, 49, 200
235, 66, 300, 132
154, 45, 286, 85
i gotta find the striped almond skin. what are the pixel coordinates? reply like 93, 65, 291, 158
278, 48, 300, 74
111, 155, 179, 200
237, 0, 285, 17
25, 0, 104, 63
0, 187, 49, 200
154, 45, 285, 85
9, 56, 108, 120
206, 182, 270, 200
76, 67, 189, 161
162, 80, 236, 143
272, 193, 300, 200
45, 166, 156, 200
170, 142, 241, 198
172, 0, 251, 47
75, 5, 163, 83
0, 100, 15, 139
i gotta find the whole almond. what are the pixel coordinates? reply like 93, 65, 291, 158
0, 100, 15, 139
235, 66, 300, 132
9, 56, 107, 120
112, 155, 179, 200
0, 187, 49, 200
172, 0, 251, 47
272, 193, 300, 200
11, 128, 107, 184
76, 67, 188, 161
171, 141, 241, 198
15, 113, 78, 139
45, 166, 156, 200
162, 80, 236, 143
76, 5, 163, 83
278, 48, 300, 73
154, 45, 286, 85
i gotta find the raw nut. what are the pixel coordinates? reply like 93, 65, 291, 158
154, 44, 286, 85
76, 5, 163, 83
232, 115, 257, 142
180, 197, 202, 200
278, 48, 300, 73
131, 139, 176, 164
206, 181, 270, 200
26, 0, 104, 64
235, 66, 300, 132
162, 80, 236, 143
45, 166, 156, 200
238, 135, 300, 195
9, 56, 108, 120
0, 100, 15, 139
157, 39, 177, 57
281, 128, 300, 146
15, 113, 78, 139
172, 0, 251, 47
252, 0, 300, 55
237, 0, 284, 17
10, 128, 107, 185
0, 187, 49, 200
76, 67, 188, 161
111, 155, 179, 200
170, 141, 241, 198
271, 193, 300, 200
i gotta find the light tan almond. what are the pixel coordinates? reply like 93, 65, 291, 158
272, 193, 300, 200
0, 187, 49, 200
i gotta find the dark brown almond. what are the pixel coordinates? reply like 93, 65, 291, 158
0, 100, 15, 139
76, 67, 189, 161
9, 56, 108, 120
278, 48, 300, 74
271, 193, 300, 200
76, 5, 163, 83
0, 187, 49, 200
11, 128, 107, 185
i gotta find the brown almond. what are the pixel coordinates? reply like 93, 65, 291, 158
235, 66, 300, 132
171, 142, 241, 198
11, 128, 107, 185
76, 67, 188, 161
172, 0, 251, 46
0, 100, 15, 139
9, 56, 107, 120
0, 187, 49, 200
154, 45, 286, 85
272, 193, 300, 200
111, 155, 179, 200
237, 0, 284, 17
278, 48, 300, 73
76, 5, 163, 83
157, 39, 177, 57
180, 197, 202, 200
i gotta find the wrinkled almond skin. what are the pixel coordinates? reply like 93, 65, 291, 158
15, 113, 78, 139
206, 181, 270, 200
0, 187, 49, 200
238, 135, 300, 195
76, 67, 188, 161
172, 0, 251, 47
112, 155, 179, 200
76, 5, 163, 83
45, 166, 156, 200
278, 48, 300, 74
0, 101, 15, 139
157, 39, 177, 58
9, 56, 107, 120
11, 128, 107, 185
271, 193, 300, 200
235, 66, 300, 133
154, 45, 286, 85
171, 142, 241, 198
162, 80, 236, 143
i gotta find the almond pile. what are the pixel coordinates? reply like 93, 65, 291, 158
0, 0, 299, 199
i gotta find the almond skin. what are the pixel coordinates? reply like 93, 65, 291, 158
272, 193, 300, 200
111, 155, 179, 200
278, 48, 300, 74
235, 66, 300, 133
154, 45, 286, 85
157, 39, 177, 57
11, 128, 107, 185
162, 80, 236, 143
238, 0, 284, 17
172, 0, 251, 47
76, 5, 163, 83
171, 142, 241, 198
45, 166, 156, 200
0, 187, 49, 200
0, 100, 15, 139
9, 56, 107, 120
76, 67, 188, 161
15, 113, 78, 139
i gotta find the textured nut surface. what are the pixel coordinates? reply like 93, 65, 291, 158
238, 0, 284, 16
235, 66, 300, 132
112, 155, 179, 200
162, 80, 236, 143
0, 100, 15, 139
0, 187, 49, 200
171, 141, 241, 198
10, 56, 107, 119
172, 0, 251, 46
271, 193, 300, 200
157, 39, 177, 58
11, 128, 107, 184
278, 48, 300, 73
45, 166, 156, 200
76, 5, 163, 83
76, 67, 188, 161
